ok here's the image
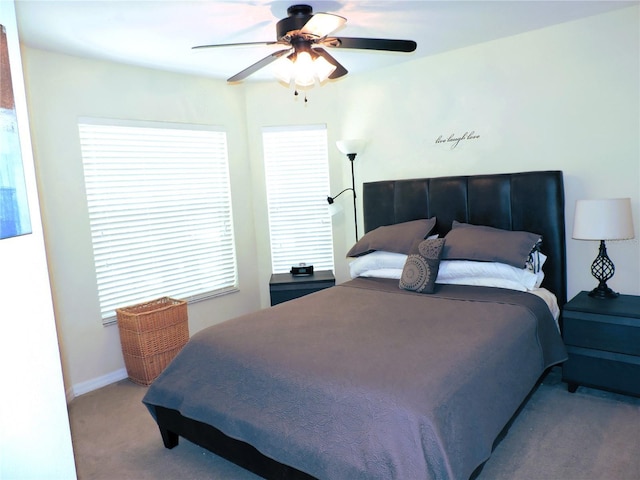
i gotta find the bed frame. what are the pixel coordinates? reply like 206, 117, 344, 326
153, 170, 566, 479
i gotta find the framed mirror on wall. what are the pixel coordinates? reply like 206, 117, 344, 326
1, 24, 31, 240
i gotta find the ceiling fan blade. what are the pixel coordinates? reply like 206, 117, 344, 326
326, 37, 417, 53
193, 41, 279, 50
312, 48, 348, 79
300, 13, 346, 38
227, 48, 292, 83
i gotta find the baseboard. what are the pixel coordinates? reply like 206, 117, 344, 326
65, 387, 75, 404
70, 368, 128, 400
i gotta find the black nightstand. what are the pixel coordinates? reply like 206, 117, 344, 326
269, 270, 335, 306
562, 291, 640, 397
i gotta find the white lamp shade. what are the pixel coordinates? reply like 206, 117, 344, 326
336, 139, 366, 155
312, 55, 337, 83
572, 198, 635, 240
328, 201, 343, 217
272, 52, 336, 87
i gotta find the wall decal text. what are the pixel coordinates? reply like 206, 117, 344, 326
435, 131, 480, 150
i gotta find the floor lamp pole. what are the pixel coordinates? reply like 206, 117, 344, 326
348, 153, 358, 242
333, 139, 365, 243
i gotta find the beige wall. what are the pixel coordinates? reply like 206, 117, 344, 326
22, 50, 263, 395
21, 5, 639, 397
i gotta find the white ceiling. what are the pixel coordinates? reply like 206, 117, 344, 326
14, 0, 636, 82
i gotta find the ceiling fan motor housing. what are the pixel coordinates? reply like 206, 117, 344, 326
277, 4, 314, 39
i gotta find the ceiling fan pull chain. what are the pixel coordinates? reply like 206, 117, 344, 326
292, 89, 308, 103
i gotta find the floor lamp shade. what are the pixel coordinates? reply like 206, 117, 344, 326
336, 139, 366, 156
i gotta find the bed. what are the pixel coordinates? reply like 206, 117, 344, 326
143, 170, 568, 480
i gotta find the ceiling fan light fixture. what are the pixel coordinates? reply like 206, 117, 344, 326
311, 54, 337, 82
293, 51, 315, 86
272, 50, 336, 88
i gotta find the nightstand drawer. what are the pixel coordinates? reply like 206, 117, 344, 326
563, 311, 640, 356
563, 346, 640, 396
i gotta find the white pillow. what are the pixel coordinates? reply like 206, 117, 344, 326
438, 260, 543, 290
349, 251, 408, 278
355, 267, 542, 290
358, 268, 403, 280
349, 250, 546, 292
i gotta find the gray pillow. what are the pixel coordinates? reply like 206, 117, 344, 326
399, 238, 445, 294
346, 218, 437, 257
442, 221, 541, 268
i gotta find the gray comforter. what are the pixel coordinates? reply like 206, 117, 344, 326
143, 278, 567, 480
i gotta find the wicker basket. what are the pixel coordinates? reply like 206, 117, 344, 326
116, 297, 189, 386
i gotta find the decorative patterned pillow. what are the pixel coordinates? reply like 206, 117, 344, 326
399, 238, 445, 294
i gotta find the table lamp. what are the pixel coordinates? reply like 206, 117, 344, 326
572, 198, 635, 299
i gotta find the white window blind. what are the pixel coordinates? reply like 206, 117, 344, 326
78, 119, 237, 324
262, 125, 334, 273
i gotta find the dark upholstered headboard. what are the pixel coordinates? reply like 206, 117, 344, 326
362, 171, 567, 306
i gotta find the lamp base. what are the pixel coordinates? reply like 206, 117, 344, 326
588, 240, 618, 299
588, 284, 619, 299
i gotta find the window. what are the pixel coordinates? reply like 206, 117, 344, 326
262, 125, 334, 273
78, 119, 237, 324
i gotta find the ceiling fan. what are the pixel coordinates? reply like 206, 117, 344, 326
193, 4, 417, 86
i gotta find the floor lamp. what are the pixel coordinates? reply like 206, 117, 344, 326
327, 139, 365, 242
